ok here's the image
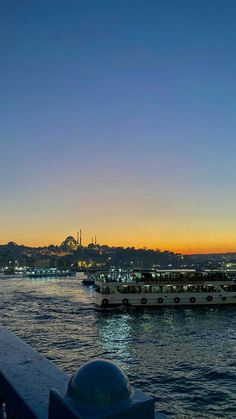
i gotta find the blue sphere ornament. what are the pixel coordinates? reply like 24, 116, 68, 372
67, 359, 132, 409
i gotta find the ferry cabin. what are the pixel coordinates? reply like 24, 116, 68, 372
94, 271, 236, 308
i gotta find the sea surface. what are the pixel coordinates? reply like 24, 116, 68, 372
0, 274, 236, 418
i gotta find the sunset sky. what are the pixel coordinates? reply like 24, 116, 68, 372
1, 0, 236, 254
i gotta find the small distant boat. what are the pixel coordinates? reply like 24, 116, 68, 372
23, 268, 76, 278
82, 276, 96, 286
94, 270, 236, 309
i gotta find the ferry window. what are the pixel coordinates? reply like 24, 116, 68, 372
188, 285, 198, 292
118, 286, 129, 293
151, 286, 161, 293
143, 273, 152, 282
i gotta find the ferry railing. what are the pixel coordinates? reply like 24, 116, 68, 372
0, 325, 167, 419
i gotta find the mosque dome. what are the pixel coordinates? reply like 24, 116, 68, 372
60, 236, 78, 251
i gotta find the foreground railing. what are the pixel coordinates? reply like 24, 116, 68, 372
0, 325, 166, 418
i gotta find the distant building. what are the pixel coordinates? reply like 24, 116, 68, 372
60, 236, 78, 251
77, 260, 94, 268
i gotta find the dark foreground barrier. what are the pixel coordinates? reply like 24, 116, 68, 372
0, 325, 167, 418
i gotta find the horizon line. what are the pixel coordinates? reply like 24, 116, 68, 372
1, 239, 236, 256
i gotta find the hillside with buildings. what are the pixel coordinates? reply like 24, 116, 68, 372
0, 235, 236, 272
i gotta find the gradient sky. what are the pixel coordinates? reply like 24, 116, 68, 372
1, 0, 236, 253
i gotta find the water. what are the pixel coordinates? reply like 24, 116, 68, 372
0, 274, 236, 418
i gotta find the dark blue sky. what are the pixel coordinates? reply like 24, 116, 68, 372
1, 0, 236, 251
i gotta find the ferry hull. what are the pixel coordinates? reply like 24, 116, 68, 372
94, 292, 236, 309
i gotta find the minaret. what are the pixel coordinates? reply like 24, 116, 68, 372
79, 229, 82, 246
95, 235, 97, 246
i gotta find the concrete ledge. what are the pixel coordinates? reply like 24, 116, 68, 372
0, 325, 68, 418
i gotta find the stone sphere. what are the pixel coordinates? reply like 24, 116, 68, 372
67, 359, 132, 409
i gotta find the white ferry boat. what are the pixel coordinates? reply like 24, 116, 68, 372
94, 270, 236, 308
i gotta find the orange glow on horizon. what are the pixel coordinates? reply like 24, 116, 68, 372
2, 235, 236, 255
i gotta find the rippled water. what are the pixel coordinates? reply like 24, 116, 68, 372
1, 274, 236, 418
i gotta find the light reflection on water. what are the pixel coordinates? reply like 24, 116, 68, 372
0, 275, 236, 418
